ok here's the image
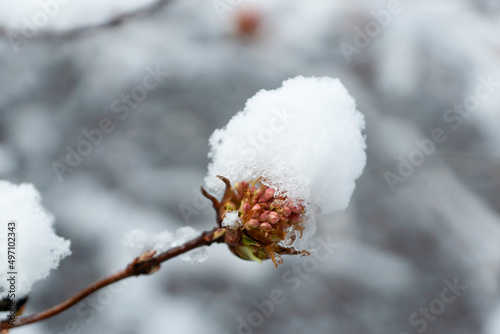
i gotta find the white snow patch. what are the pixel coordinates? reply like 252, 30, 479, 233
205, 76, 367, 215
0, 180, 71, 298
221, 211, 242, 229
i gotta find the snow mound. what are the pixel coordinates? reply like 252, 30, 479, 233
0, 180, 71, 299
205, 76, 367, 215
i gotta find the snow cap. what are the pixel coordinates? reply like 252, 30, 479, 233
0, 181, 71, 298
205, 76, 367, 215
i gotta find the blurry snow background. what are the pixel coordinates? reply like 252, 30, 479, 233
1, 0, 500, 334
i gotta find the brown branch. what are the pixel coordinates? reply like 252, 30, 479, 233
201, 186, 222, 226
1, 227, 224, 331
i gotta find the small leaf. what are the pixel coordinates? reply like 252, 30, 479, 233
242, 234, 260, 246
241, 246, 262, 263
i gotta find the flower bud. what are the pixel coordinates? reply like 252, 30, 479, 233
290, 203, 302, 214
260, 188, 275, 203
202, 176, 308, 267
260, 222, 273, 231
258, 211, 269, 221
251, 204, 262, 216
247, 219, 260, 228
282, 207, 292, 217
242, 203, 252, 214
266, 212, 280, 224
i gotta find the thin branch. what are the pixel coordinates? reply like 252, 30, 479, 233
201, 186, 222, 226
0, 0, 174, 42
1, 227, 223, 330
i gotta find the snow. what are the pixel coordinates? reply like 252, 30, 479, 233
221, 211, 242, 229
122, 226, 208, 264
0, 180, 71, 299
205, 76, 367, 215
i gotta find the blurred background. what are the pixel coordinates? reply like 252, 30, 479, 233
1, 0, 500, 333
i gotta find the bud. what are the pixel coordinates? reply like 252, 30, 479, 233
202, 176, 308, 267
242, 203, 252, 213
282, 207, 292, 217
247, 219, 260, 228
260, 188, 275, 203
266, 212, 280, 224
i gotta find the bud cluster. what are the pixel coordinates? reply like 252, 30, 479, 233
203, 176, 308, 267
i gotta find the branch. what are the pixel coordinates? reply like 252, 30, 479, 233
1, 227, 223, 331
0, 0, 174, 42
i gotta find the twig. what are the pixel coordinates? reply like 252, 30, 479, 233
0, 0, 174, 42
0, 227, 223, 330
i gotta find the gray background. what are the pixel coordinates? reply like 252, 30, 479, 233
1, 0, 500, 333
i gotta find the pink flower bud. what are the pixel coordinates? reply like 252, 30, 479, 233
242, 203, 252, 213
290, 203, 302, 214
267, 212, 280, 224
260, 188, 275, 203
260, 222, 273, 231
250, 205, 262, 218
282, 207, 292, 217
252, 204, 262, 212
259, 211, 269, 221
247, 219, 260, 227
